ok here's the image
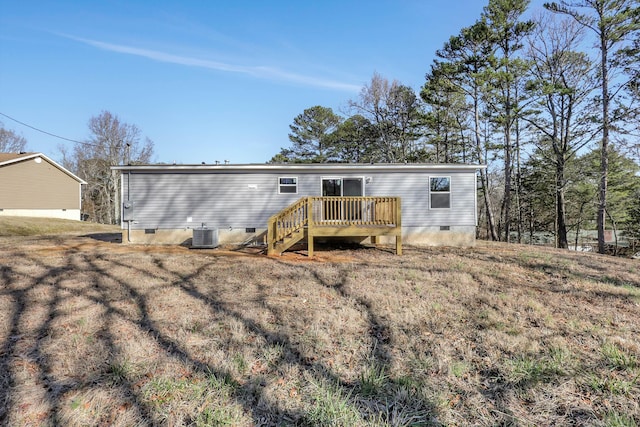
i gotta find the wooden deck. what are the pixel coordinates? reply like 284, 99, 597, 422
267, 196, 401, 257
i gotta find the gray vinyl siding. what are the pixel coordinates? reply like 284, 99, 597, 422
122, 169, 477, 230
125, 172, 298, 230
365, 171, 477, 227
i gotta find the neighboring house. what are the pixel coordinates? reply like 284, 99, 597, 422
0, 152, 86, 220
112, 163, 484, 251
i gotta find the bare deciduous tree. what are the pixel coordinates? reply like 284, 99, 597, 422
348, 73, 424, 163
62, 111, 153, 224
0, 123, 28, 153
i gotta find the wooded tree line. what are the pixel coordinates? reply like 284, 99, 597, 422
272, 0, 640, 253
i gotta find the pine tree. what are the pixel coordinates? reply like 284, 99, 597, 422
545, 0, 640, 253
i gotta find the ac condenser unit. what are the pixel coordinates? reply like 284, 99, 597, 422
192, 227, 218, 249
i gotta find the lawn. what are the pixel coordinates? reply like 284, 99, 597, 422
0, 221, 639, 426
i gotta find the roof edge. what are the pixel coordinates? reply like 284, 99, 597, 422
0, 152, 87, 184
112, 163, 487, 172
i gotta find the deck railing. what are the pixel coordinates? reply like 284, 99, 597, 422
309, 196, 400, 226
267, 196, 401, 256
268, 197, 308, 243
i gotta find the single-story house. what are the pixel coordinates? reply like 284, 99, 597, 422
0, 152, 86, 220
112, 163, 484, 252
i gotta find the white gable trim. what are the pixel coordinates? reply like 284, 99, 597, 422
0, 152, 87, 184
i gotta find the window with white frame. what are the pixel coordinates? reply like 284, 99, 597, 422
430, 176, 450, 209
278, 177, 298, 194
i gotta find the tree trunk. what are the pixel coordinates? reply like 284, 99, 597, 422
502, 132, 512, 242
605, 208, 618, 256
556, 156, 568, 249
575, 201, 586, 250
515, 116, 523, 244
597, 27, 609, 254
529, 204, 534, 245
474, 95, 498, 241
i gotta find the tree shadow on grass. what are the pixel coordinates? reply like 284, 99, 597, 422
151, 255, 441, 425
0, 242, 441, 426
269, 258, 440, 425
0, 247, 157, 425
0, 264, 21, 423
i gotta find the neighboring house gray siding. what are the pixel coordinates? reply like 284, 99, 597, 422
114, 163, 483, 246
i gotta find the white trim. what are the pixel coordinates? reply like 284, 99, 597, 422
277, 176, 298, 194
120, 172, 125, 219
0, 208, 82, 220
0, 152, 87, 184
429, 176, 451, 209
474, 172, 478, 226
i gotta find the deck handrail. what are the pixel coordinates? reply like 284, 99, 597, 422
267, 197, 308, 243
267, 196, 402, 256
309, 196, 400, 227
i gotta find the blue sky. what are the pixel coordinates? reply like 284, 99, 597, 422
0, 0, 546, 164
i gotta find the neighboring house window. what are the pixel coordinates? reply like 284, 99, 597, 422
430, 176, 450, 209
278, 177, 298, 194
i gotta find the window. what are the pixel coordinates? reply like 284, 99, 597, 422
278, 177, 297, 194
430, 176, 450, 209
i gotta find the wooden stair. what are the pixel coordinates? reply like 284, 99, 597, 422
267, 196, 402, 257
271, 227, 306, 255
267, 197, 308, 256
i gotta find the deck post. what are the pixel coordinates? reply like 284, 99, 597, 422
396, 197, 402, 255
307, 197, 314, 257
267, 216, 275, 256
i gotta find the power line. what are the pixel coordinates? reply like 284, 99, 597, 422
0, 111, 96, 146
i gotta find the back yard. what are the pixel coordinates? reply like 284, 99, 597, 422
0, 220, 638, 426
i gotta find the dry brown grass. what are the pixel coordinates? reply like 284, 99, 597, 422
0, 232, 639, 426
0, 216, 120, 237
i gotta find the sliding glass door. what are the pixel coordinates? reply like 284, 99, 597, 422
321, 178, 364, 221
322, 178, 363, 196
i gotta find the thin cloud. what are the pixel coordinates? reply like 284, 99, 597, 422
67, 35, 362, 92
